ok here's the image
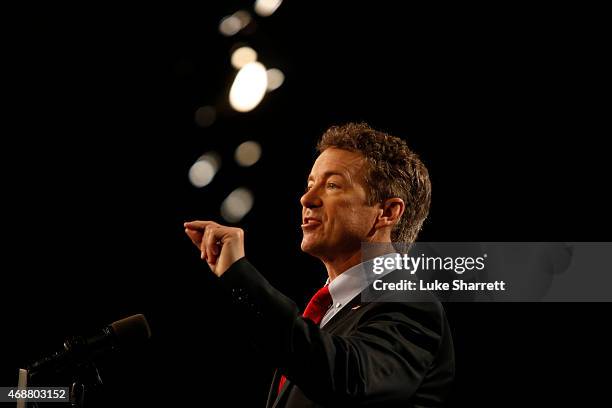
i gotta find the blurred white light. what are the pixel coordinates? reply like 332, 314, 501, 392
189, 161, 214, 187
194, 105, 216, 127
188, 153, 221, 188
219, 10, 252, 36
231, 46, 258, 69
229, 62, 268, 112
254, 0, 283, 17
202, 152, 221, 171
235, 141, 262, 167
234, 10, 252, 27
221, 187, 254, 223
219, 15, 242, 36
266, 68, 284, 91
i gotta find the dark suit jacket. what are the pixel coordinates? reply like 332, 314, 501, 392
219, 257, 455, 408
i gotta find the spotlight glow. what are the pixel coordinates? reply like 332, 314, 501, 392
266, 68, 285, 91
235, 141, 262, 167
254, 0, 283, 17
229, 62, 268, 112
219, 10, 252, 36
188, 153, 221, 188
219, 15, 241, 36
231, 46, 258, 69
221, 187, 254, 223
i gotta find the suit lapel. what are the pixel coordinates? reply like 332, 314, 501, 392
320, 294, 363, 333
265, 369, 281, 408
268, 292, 369, 406
269, 370, 292, 408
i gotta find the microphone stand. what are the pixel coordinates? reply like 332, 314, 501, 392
29, 336, 105, 408
68, 359, 103, 408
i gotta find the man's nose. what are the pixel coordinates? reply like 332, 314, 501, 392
300, 187, 323, 208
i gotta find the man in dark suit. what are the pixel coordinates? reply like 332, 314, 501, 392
184, 123, 454, 407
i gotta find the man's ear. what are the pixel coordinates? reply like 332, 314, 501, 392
375, 198, 405, 229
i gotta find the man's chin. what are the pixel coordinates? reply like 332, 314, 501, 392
300, 241, 313, 254
300, 239, 323, 257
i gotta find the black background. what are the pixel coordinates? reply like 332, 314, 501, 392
2, 1, 610, 406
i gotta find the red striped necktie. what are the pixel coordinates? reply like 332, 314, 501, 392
278, 285, 333, 394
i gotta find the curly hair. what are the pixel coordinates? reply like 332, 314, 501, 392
317, 122, 431, 243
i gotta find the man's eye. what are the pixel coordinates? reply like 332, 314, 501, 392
327, 183, 339, 189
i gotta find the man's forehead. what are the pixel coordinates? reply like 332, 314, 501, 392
308, 148, 366, 179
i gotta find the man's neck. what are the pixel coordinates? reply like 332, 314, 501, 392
322, 251, 363, 282
319, 233, 394, 281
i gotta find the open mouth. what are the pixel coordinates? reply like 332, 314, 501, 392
301, 217, 322, 229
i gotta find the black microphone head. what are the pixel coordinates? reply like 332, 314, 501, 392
110, 314, 151, 347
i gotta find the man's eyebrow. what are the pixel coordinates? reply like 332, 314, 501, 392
307, 171, 347, 182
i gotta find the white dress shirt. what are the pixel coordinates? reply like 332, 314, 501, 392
320, 253, 399, 328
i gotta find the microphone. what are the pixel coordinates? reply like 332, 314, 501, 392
27, 314, 152, 376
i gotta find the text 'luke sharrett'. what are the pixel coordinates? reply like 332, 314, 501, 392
373, 279, 507, 292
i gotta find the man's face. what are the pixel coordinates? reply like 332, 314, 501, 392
300, 148, 380, 259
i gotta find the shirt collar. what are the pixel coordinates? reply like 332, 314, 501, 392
326, 253, 399, 308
